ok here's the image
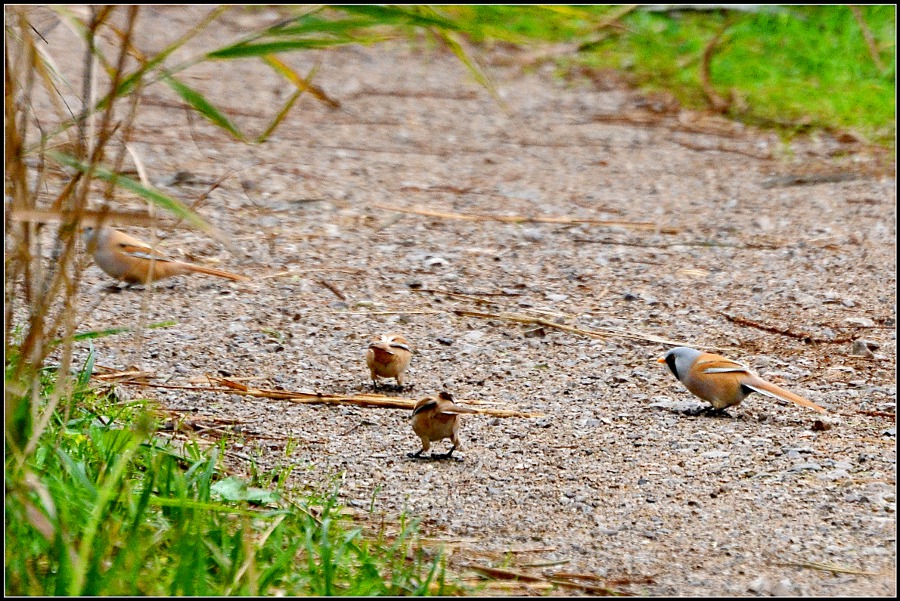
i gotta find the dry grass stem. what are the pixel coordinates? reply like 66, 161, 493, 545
258, 268, 365, 279
322, 310, 447, 315
317, 279, 346, 300
699, 18, 734, 113
668, 133, 773, 160
453, 309, 715, 348
718, 311, 856, 344
371, 203, 679, 233
849, 6, 886, 73
8, 208, 185, 228
591, 5, 638, 33
412, 288, 504, 306
781, 560, 884, 576
460, 563, 630, 596
112, 377, 545, 418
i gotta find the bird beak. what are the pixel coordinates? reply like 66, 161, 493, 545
656, 357, 666, 364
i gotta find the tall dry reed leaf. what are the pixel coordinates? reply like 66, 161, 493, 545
5, 7, 80, 467
46, 8, 141, 412
4, 7, 151, 469
262, 55, 339, 108
257, 87, 305, 144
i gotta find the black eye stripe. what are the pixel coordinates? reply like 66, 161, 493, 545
664, 354, 679, 379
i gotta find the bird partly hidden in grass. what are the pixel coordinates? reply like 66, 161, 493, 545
83, 226, 248, 286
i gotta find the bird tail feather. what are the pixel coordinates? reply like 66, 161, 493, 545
745, 381, 826, 413
183, 263, 249, 281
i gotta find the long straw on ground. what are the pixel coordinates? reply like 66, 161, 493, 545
114, 377, 545, 418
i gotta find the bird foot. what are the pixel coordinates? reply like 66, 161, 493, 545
375, 382, 406, 393
431, 452, 462, 462
690, 406, 731, 418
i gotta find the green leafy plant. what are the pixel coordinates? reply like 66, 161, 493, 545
5, 351, 460, 595
444, 5, 896, 146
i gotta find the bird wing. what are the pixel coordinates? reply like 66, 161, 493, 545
411, 398, 437, 417
703, 366, 750, 374
117, 242, 172, 261
697, 356, 751, 375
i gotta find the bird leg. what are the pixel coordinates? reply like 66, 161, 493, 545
432, 445, 461, 461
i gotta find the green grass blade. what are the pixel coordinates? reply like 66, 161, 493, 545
336, 5, 465, 31
67, 430, 140, 595
50, 321, 176, 349
44, 150, 214, 235
100, 6, 229, 107
161, 74, 245, 140
434, 28, 510, 114
75, 342, 95, 389
261, 54, 338, 108
256, 88, 303, 144
207, 38, 357, 59
264, 15, 377, 37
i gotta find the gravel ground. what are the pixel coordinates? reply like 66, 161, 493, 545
31, 7, 896, 596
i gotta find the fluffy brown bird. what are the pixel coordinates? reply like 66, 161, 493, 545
658, 347, 826, 414
83, 226, 248, 285
365, 332, 412, 389
408, 391, 478, 460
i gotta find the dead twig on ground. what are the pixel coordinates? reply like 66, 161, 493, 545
371, 204, 678, 233
258, 268, 365, 279
92, 368, 155, 383
589, 111, 666, 127
166, 172, 232, 232
115, 378, 544, 418
760, 173, 860, 188
322, 310, 446, 315
718, 311, 856, 344
852, 409, 896, 419
460, 563, 634, 596
669, 133, 772, 160
415, 288, 523, 297
412, 288, 506, 306
9, 208, 179, 228
780, 559, 885, 576
399, 184, 626, 214
317, 279, 346, 301
348, 87, 479, 100
453, 309, 713, 348
573, 237, 780, 250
